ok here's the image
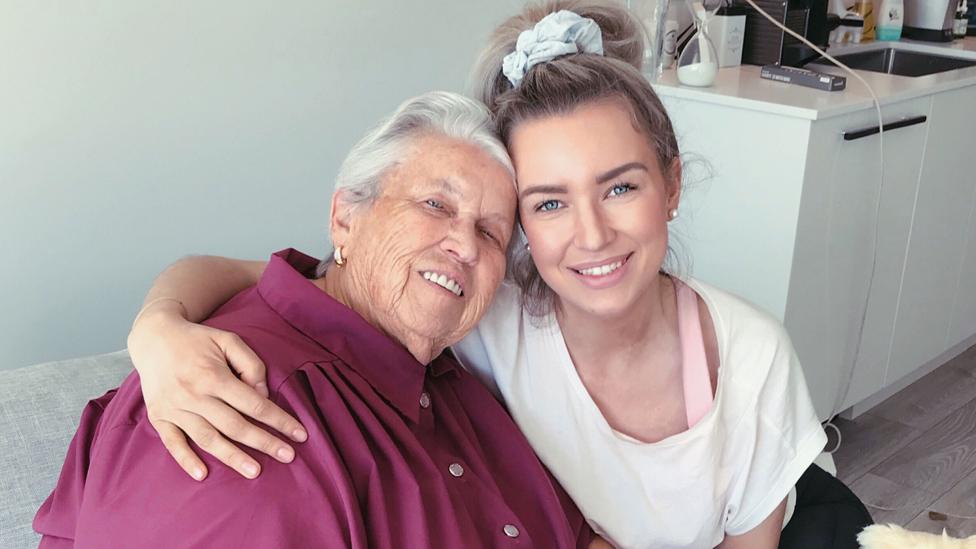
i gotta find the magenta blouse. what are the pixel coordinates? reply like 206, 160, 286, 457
34, 249, 591, 548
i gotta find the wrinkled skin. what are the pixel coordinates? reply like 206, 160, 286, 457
324, 133, 516, 364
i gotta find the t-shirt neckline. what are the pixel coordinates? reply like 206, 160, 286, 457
534, 276, 727, 448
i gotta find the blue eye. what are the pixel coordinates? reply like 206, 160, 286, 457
535, 199, 562, 212
608, 183, 636, 197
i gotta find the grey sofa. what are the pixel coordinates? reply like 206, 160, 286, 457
0, 351, 132, 549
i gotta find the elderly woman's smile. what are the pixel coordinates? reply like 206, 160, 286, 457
421, 270, 464, 297
323, 133, 517, 364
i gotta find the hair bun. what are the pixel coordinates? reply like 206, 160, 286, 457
472, 0, 645, 108
567, 1, 645, 70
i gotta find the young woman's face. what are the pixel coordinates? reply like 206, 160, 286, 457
509, 98, 680, 319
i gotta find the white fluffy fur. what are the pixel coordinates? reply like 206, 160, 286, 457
858, 524, 976, 549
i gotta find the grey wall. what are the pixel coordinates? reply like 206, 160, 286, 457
0, 0, 524, 370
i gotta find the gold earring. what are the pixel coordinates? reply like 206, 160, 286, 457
333, 246, 346, 266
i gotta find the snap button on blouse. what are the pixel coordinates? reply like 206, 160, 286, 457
503, 524, 520, 538
448, 463, 464, 477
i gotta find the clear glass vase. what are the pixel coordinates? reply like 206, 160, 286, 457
676, 21, 718, 87
629, 0, 671, 83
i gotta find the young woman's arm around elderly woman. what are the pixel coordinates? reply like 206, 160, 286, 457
127, 255, 290, 480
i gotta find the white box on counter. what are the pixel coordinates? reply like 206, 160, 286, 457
705, 6, 747, 67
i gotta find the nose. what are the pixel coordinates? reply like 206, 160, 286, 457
573, 200, 612, 251
442, 220, 479, 265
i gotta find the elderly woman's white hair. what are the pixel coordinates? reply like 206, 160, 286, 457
316, 91, 516, 277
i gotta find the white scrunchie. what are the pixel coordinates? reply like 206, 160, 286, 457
501, 10, 605, 88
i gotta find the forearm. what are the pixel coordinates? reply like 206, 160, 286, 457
142, 256, 266, 322
125, 254, 308, 480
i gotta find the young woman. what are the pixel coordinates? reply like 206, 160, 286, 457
124, 2, 870, 547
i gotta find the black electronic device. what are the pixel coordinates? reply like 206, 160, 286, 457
733, 0, 840, 67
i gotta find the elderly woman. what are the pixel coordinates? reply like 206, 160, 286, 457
33, 91, 592, 548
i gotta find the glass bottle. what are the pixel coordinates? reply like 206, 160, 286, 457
955, 0, 969, 39
630, 0, 672, 82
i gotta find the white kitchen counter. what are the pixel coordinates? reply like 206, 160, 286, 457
651, 37, 976, 120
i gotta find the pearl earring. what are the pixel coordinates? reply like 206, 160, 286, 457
668, 208, 678, 220
333, 246, 346, 266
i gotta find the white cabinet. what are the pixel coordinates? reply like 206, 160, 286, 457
786, 98, 930, 414
660, 85, 974, 420
949, 186, 976, 347
888, 86, 976, 382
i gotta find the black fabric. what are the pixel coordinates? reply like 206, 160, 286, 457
778, 464, 873, 549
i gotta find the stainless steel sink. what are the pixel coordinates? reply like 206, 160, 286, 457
812, 48, 976, 77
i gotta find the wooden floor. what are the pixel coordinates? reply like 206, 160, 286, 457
832, 343, 976, 537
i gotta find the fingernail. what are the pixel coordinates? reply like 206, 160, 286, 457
242, 462, 259, 478
276, 446, 294, 462
293, 428, 308, 442
255, 382, 269, 398
192, 468, 206, 481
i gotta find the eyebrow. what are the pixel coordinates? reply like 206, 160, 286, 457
480, 208, 509, 221
518, 184, 566, 200
518, 162, 649, 200
428, 178, 511, 226
596, 162, 649, 183
432, 178, 462, 198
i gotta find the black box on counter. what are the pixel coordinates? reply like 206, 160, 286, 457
760, 64, 847, 91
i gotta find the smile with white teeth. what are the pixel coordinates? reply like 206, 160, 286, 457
575, 260, 624, 277
422, 271, 463, 297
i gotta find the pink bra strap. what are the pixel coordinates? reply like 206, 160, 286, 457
676, 280, 713, 427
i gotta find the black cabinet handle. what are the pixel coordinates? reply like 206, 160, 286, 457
843, 115, 928, 141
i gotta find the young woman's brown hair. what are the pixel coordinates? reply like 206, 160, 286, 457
470, 0, 682, 315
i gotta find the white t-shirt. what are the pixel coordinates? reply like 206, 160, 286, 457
453, 277, 827, 549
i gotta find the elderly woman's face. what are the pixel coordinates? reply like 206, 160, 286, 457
341, 134, 516, 353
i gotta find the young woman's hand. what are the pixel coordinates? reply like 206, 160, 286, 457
127, 302, 307, 480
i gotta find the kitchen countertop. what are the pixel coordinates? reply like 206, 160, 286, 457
651, 37, 976, 120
